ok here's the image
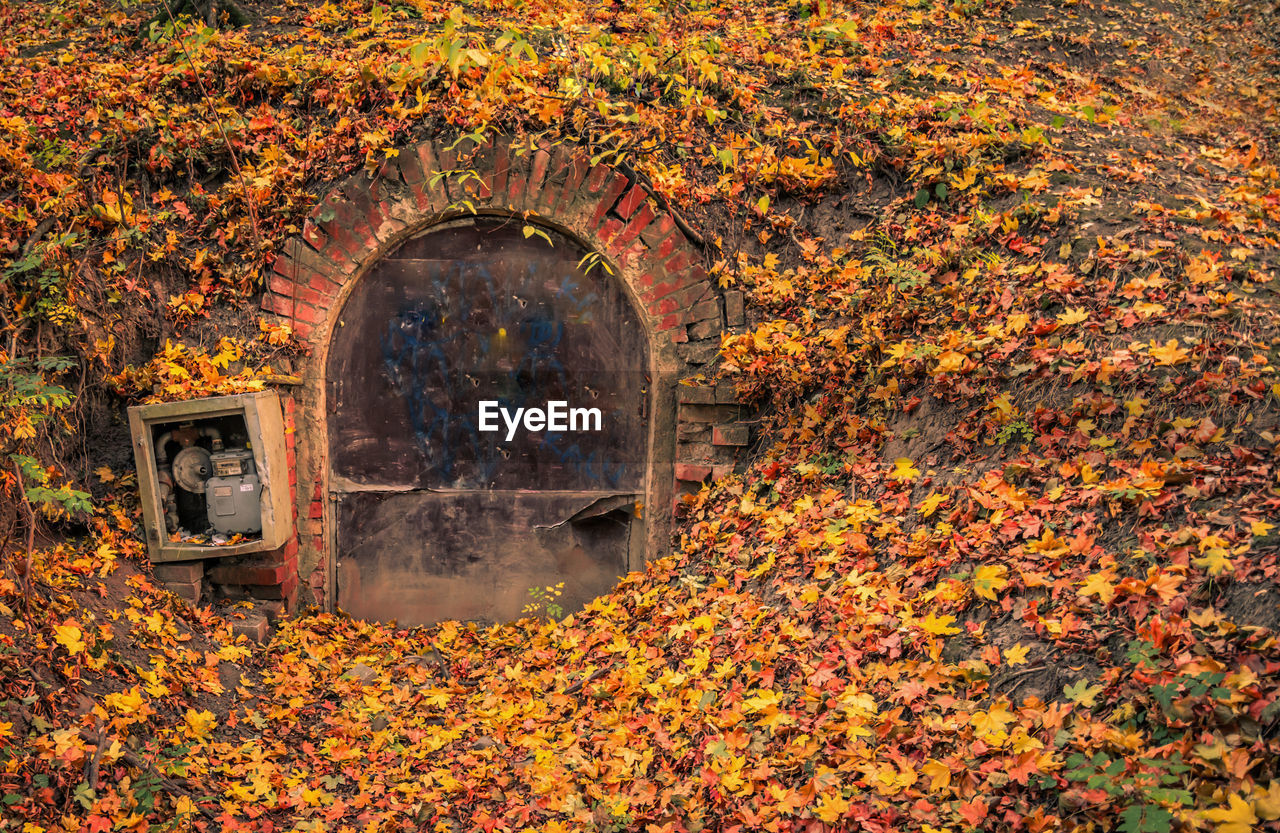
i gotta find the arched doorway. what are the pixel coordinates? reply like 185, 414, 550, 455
326, 216, 650, 625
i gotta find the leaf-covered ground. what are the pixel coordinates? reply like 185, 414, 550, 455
2, 0, 1280, 830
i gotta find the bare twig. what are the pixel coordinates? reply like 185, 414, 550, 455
11, 458, 37, 619
563, 666, 610, 695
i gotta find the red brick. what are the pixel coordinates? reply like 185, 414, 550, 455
301, 219, 328, 251
649, 296, 678, 317
397, 147, 427, 185
292, 302, 324, 325
665, 250, 692, 275
710, 464, 735, 480
416, 142, 440, 185
650, 281, 713, 316
288, 466, 298, 487
615, 185, 647, 219
250, 573, 299, 601
655, 233, 681, 260
674, 463, 713, 482
434, 144, 459, 183
508, 173, 526, 205
670, 326, 689, 344
292, 320, 314, 339
261, 293, 294, 317
489, 149, 512, 204
583, 163, 611, 194
307, 271, 340, 296
641, 281, 678, 303
611, 202, 655, 253
284, 396, 296, 414
529, 147, 551, 196
597, 217, 623, 248
687, 297, 721, 324
309, 500, 324, 520
268, 273, 296, 299
231, 612, 270, 643
588, 173, 630, 228
536, 146, 576, 213
292, 283, 323, 308
712, 424, 750, 446
639, 214, 678, 248
207, 556, 296, 587
407, 176, 441, 214
284, 537, 299, 558
656, 313, 681, 331
163, 579, 202, 603
154, 561, 204, 582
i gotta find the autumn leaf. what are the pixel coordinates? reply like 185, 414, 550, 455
1063, 679, 1104, 707
918, 491, 950, 517
1201, 793, 1259, 833
1148, 339, 1191, 366
184, 709, 216, 739
891, 458, 920, 482
972, 565, 1009, 600
1194, 548, 1234, 576
1004, 644, 1030, 666
919, 614, 961, 636
53, 621, 85, 656
1078, 571, 1117, 603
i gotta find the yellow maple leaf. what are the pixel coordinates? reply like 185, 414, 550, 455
184, 709, 216, 739
1254, 781, 1280, 821
919, 614, 961, 636
919, 492, 950, 518
1057, 307, 1089, 326
814, 791, 850, 823
935, 350, 967, 374
1078, 571, 1117, 604
1004, 644, 1030, 666
921, 759, 951, 793
1202, 793, 1258, 833
1251, 520, 1275, 537
53, 621, 85, 656
1149, 339, 1191, 366
105, 686, 145, 715
1194, 548, 1234, 576
891, 458, 920, 482
972, 565, 1009, 601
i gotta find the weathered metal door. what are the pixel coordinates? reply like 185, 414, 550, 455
327, 218, 649, 625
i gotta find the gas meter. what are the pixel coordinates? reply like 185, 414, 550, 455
128, 391, 291, 563
205, 448, 263, 534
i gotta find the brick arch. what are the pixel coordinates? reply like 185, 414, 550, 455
262, 136, 722, 363
260, 136, 749, 613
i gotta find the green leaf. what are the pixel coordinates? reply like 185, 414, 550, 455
914, 188, 929, 208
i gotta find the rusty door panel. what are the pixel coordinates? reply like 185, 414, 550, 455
328, 220, 647, 492
335, 490, 635, 625
328, 218, 650, 626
